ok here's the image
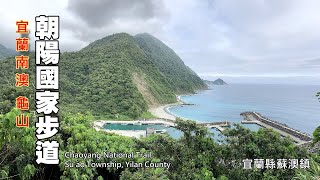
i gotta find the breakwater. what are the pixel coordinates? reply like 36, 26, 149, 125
241, 112, 313, 144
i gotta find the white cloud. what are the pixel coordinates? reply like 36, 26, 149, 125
0, 0, 319, 84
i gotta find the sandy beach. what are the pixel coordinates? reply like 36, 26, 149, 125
148, 95, 189, 120
148, 103, 179, 120
94, 121, 146, 138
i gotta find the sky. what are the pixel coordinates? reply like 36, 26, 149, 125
1, 0, 320, 85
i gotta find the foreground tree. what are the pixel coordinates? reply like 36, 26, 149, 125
293, 156, 320, 180
293, 93, 320, 179
126, 120, 309, 179
0, 109, 36, 179
313, 126, 320, 144
0, 109, 316, 179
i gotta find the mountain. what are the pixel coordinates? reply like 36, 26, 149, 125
0, 33, 206, 118
134, 33, 207, 94
205, 78, 228, 85
0, 44, 16, 59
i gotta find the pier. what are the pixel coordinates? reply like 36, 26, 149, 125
180, 103, 195, 106
96, 119, 230, 131
101, 119, 176, 127
240, 112, 313, 145
199, 121, 231, 131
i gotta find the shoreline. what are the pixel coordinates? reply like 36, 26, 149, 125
93, 93, 199, 138
148, 94, 193, 120
93, 120, 146, 138
148, 103, 180, 121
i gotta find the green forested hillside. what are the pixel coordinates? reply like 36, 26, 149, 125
0, 44, 16, 60
134, 33, 207, 93
0, 33, 206, 118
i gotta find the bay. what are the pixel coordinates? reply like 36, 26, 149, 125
168, 84, 320, 135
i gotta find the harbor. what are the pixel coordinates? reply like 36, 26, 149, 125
240, 111, 313, 145
95, 111, 315, 147
94, 118, 231, 138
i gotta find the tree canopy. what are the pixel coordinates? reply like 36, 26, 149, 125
0, 33, 206, 119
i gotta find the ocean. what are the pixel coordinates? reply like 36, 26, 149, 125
168, 84, 320, 135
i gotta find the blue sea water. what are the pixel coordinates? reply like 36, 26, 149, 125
168, 84, 320, 135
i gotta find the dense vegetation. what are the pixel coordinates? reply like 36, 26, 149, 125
0, 33, 206, 118
1, 109, 319, 179
0, 44, 16, 60
134, 33, 207, 94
